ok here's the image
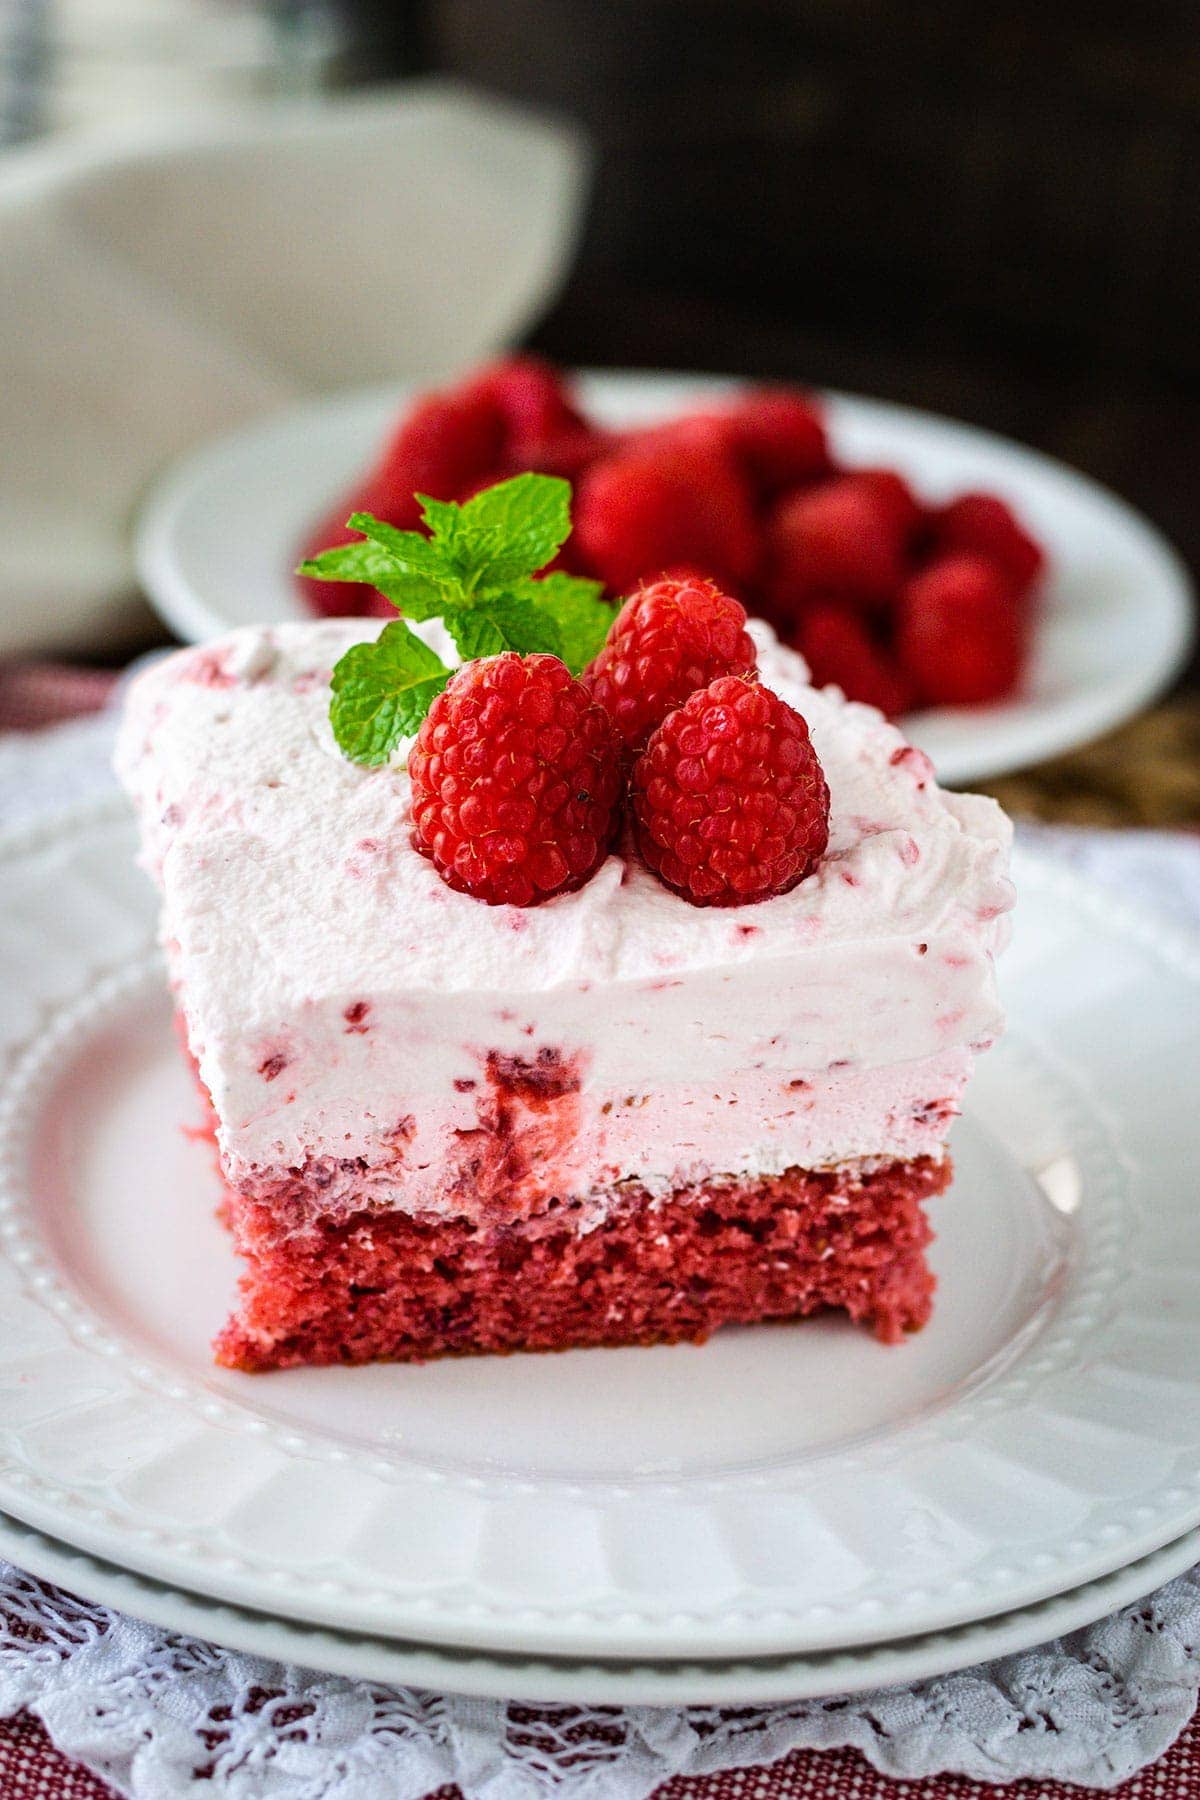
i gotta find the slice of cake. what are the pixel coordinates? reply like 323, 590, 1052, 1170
116, 478, 1012, 1370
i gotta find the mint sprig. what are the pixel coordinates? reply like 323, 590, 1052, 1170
328, 622, 450, 767
298, 473, 617, 767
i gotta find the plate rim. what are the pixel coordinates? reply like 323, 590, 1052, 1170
133, 368, 1196, 786
1, 799, 1200, 1662
1, 1505, 1196, 1707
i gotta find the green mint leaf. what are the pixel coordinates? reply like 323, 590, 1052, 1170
309, 476, 619, 764
485, 595, 563, 659
447, 473, 573, 585
443, 610, 507, 661
297, 541, 446, 618
329, 620, 450, 765
347, 513, 455, 581
512, 573, 616, 672
444, 597, 562, 661
416, 493, 466, 547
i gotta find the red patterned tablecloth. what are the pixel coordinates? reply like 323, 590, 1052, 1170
0, 661, 119, 731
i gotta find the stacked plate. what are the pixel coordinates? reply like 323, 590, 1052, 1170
0, 798, 1198, 1703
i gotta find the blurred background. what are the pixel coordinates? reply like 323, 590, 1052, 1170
427, 0, 1200, 578
13, 2, 1196, 532
0, 0, 1197, 822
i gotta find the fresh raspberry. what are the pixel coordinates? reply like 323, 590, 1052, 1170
574, 439, 760, 594
297, 471, 410, 619
931, 492, 1045, 598
764, 473, 909, 618
651, 561, 714, 588
299, 386, 510, 615
469, 359, 610, 493
586, 575, 758, 754
850, 467, 923, 540
895, 555, 1025, 705
372, 387, 506, 529
297, 369, 603, 616
298, 500, 370, 617
512, 424, 611, 485
626, 392, 830, 503
791, 604, 913, 717
727, 388, 831, 499
408, 653, 622, 907
619, 410, 737, 458
468, 355, 587, 450
632, 675, 830, 906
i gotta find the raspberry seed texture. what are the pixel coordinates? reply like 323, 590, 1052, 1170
586, 575, 758, 754
409, 653, 622, 907
632, 675, 831, 906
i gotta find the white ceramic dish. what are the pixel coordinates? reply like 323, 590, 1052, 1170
135, 371, 1194, 786
1, 802, 1199, 1664
2, 1506, 1196, 1706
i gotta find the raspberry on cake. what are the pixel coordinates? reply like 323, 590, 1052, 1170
631, 675, 831, 905
585, 574, 759, 753
408, 652, 622, 906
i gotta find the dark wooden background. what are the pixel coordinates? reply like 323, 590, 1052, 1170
338, 0, 1200, 659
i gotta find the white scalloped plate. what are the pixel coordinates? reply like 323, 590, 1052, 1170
135, 372, 1194, 786
2, 1507, 1197, 1705
1, 800, 1199, 1664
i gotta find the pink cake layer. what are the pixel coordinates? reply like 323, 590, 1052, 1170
213, 1156, 949, 1370
118, 623, 1012, 1210
218, 1038, 973, 1228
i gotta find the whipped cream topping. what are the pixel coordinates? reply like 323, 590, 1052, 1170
116, 618, 1013, 1212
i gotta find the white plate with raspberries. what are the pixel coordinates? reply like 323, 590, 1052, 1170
136, 368, 1195, 786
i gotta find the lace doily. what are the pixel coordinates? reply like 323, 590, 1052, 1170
2, 710, 1200, 1798
2, 1561, 1199, 1797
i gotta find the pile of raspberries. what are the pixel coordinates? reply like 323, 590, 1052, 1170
409, 577, 831, 910
303, 357, 1045, 714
